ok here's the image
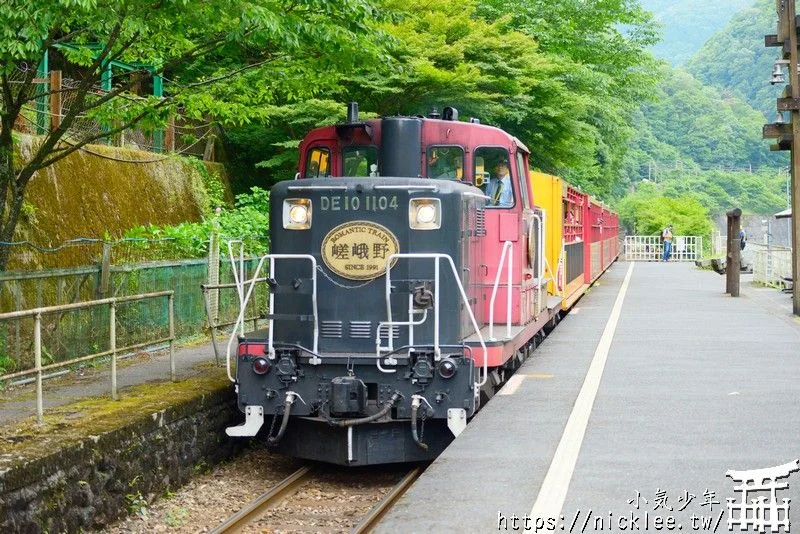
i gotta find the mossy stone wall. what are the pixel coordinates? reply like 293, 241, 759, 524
0, 383, 244, 533
11, 134, 232, 270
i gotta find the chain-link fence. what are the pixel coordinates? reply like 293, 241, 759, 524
0, 237, 269, 378
10, 64, 215, 158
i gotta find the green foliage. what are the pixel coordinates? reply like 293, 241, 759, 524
640, 0, 753, 65
616, 181, 714, 238
185, 159, 227, 215
122, 187, 270, 259
684, 0, 777, 117
622, 61, 785, 210
0, 353, 15, 374
0, 0, 391, 269
628, 65, 772, 174
164, 507, 188, 528
658, 169, 788, 216
222, 0, 661, 198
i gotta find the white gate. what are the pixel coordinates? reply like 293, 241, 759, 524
624, 235, 702, 262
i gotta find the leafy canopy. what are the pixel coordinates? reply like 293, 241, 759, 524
0, 0, 389, 269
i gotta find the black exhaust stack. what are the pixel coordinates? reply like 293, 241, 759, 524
347, 102, 359, 123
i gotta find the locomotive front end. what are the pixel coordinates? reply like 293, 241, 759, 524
228, 175, 485, 465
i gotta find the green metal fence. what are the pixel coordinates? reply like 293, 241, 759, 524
0, 240, 268, 377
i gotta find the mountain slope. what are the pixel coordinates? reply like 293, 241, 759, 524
640, 0, 753, 65
684, 0, 778, 118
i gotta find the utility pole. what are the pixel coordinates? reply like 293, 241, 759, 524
764, 0, 800, 315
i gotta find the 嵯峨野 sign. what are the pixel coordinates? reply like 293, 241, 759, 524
321, 221, 399, 280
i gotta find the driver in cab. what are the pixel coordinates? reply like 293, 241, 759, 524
486, 161, 513, 207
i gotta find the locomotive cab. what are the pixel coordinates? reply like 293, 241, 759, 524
225, 105, 550, 465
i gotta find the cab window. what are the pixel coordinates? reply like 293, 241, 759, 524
343, 146, 378, 177
426, 146, 464, 180
474, 147, 514, 208
304, 147, 330, 178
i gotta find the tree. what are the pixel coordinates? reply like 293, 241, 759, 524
616, 181, 713, 237
473, 0, 662, 195
0, 0, 386, 269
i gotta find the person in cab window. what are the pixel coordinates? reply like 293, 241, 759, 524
487, 160, 513, 207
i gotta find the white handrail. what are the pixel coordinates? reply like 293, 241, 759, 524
226, 240, 245, 335
225, 254, 319, 383
533, 212, 545, 285
380, 253, 489, 388
488, 241, 514, 341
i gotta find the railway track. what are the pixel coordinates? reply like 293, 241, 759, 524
211, 464, 424, 533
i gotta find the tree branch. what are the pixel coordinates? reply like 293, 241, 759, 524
186, 58, 272, 89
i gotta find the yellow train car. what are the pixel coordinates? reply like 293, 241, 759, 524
530, 171, 608, 311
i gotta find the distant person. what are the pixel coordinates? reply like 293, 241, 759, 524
486, 161, 513, 207
661, 225, 673, 261
740, 229, 747, 250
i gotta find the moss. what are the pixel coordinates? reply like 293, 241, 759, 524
0, 366, 230, 463
9, 134, 234, 270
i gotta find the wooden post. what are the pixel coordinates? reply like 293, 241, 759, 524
774, 0, 800, 314
165, 115, 175, 152
98, 242, 112, 298
203, 132, 216, 162
726, 208, 742, 297
49, 70, 62, 131
34, 313, 44, 425
789, 0, 800, 315
110, 302, 118, 400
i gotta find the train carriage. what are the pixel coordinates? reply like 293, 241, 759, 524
223, 104, 619, 465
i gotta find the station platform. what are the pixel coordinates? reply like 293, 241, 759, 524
377, 261, 800, 533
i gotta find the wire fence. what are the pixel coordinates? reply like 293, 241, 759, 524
9, 65, 215, 159
1, 235, 270, 271
0, 237, 269, 379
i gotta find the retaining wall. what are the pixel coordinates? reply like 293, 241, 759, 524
0, 383, 244, 533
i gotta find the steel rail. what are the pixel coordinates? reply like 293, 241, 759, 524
211, 466, 313, 534
351, 466, 424, 534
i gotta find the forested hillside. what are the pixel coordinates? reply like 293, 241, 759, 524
685, 0, 778, 118
625, 0, 789, 222
640, 0, 752, 65
625, 66, 771, 178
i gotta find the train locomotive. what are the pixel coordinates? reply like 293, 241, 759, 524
224, 104, 619, 465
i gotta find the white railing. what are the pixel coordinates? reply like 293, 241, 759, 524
751, 243, 793, 289
488, 241, 513, 341
624, 235, 702, 262
379, 253, 488, 388
0, 291, 175, 424
224, 254, 319, 383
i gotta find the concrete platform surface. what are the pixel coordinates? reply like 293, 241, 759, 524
377, 262, 800, 533
0, 340, 218, 426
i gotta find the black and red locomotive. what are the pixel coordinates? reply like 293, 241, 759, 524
224, 104, 619, 465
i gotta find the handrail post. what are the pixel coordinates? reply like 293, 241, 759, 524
110, 302, 118, 400
169, 293, 176, 381
507, 245, 513, 339
34, 312, 43, 425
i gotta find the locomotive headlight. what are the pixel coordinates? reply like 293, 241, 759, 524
438, 358, 457, 379
283, 198, 312, 229
409, 198, 441, 230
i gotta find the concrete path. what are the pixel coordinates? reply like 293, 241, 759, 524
377, 261, 800, 533
0, 340, 221, 425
